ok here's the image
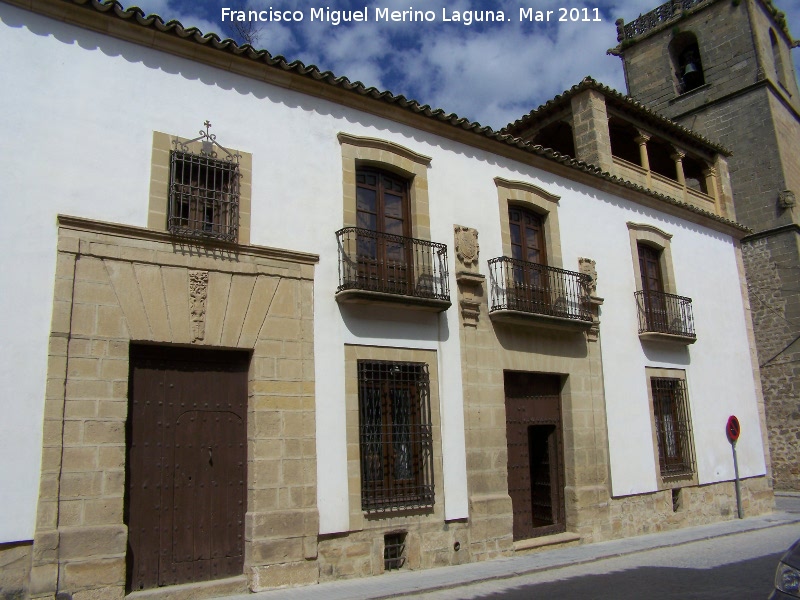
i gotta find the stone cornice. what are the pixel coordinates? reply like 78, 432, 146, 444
337, 133, 432, 166
57, 214, 320, 267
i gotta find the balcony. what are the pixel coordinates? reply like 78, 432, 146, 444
611, 156, 717, 215
488, 257, 593, 332
335, 227, 451, 312
635, 290, 696, 344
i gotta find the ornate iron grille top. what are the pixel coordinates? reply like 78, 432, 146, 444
168, 122, 241, 243
172, 120, 241, 163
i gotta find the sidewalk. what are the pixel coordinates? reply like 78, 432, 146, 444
221, 499, 800, 600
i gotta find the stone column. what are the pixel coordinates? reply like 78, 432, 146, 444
671, 148, 686, 187
703, 166, 721, 215
671, 148, 687, 202
634, 130, 651, 187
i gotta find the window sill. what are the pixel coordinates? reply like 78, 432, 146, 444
659, 473, 698, 489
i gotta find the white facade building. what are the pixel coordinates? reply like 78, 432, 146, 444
0, 1, 772, 598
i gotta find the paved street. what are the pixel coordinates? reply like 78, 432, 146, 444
222, 493, 800, 600
412, 521, 800, 599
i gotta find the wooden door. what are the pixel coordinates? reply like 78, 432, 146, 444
508, 207, 548, 312
356, 168, 411, 294
504, 372, 565, 540
127, 346, 248, 592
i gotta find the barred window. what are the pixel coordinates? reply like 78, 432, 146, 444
358, 360, 434, 512
651, 377, 696, 478
168, 122, 240, 243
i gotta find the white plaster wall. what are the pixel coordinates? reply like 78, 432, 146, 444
0, 4, 766, 541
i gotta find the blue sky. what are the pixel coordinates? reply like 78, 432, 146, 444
125, 0, 800, 130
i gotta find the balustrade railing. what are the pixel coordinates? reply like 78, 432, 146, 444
617, 0, 706, 41
488, 257, 592, 322
635, 290, 695, 338
336, 228, 450, 302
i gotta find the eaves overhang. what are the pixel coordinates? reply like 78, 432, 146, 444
502, 76, 732, 157
4, 0, 751, 239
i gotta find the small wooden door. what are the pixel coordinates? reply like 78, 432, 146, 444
508, 207, 549, 311
356, 168, 411, 294
504, 372, 565, 540
127, 346, 248, 592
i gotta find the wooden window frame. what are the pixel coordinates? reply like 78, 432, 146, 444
627, 222, 677, 295
339, 133, 431, 241
495, 178, 562, 269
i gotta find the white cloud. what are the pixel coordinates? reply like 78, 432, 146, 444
116, 0, 800, 130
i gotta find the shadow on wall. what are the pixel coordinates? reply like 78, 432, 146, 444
493, 321, 589, 360
338, 303, 449, 343
640, 339, 691, 365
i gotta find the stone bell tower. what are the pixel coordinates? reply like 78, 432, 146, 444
611, 0, 800, 491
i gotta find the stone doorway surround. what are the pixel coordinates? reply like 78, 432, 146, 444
29, 215, 319, 599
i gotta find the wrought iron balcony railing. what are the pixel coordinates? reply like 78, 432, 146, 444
488, 257, 592, 323
635, 290, 696, 339
336, 227, 450, 303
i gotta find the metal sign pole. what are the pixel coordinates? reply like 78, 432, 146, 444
732, 441, 743, 519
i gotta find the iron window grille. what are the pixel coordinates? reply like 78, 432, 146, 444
651, 377, 696, 478
168, 121, 240, 243
358, 360, 435, 513
384, 532, 407, 571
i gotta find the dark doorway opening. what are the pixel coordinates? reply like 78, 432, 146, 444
504, 372, 566, 540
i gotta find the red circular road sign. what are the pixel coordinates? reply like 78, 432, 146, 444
727, 415, 741, 442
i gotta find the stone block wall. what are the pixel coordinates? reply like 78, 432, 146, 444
317, 521, 471, 581
0, 542, 32, 600
620, 1, 759, 115
29, 216, 319, 599
743, 233, 800, 491
671, 89, 787, 233
606, 476, 774, 539
570, 89, 614, 172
